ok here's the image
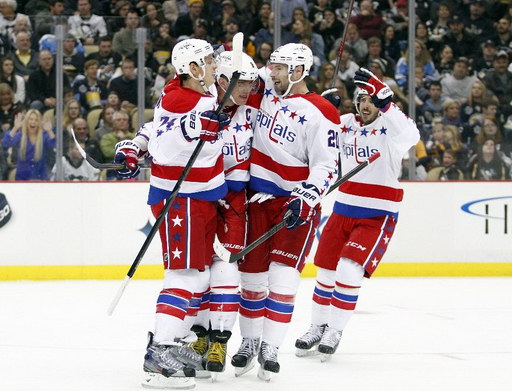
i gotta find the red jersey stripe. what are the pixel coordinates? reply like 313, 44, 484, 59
152, 155, 224, 182
252, 148, 309, 182
340, 181, 404, 202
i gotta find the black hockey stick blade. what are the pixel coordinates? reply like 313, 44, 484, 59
226, 152, 381, 264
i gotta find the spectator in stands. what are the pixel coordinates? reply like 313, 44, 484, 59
339, 23, 368, 64
67, 116, 104, 164
34, 0, 67, 42
189, 18, 213, 43
109, 58, 139, 111
113, 9, 140, 58
428, 149, 464, 180
245, 1, 271, 37
284, 6, 307, 32
329, 45, 358, 86
106, 90, 121, 110
426, 118, 447, 167
396, 40, 440, 91
418, 80, 445, 129
381, 24, 401, 63
443, 124, 469, 169
435, 44, 454, 76
73, 59, 108, 112
472, 118, 510, 160
254, 41, 273, 67
0, 0, 31, 39
441, 57, 478, 104
51, 139, 100, 180
211, 0, 244, 41
217, 16, 242, 49
460, 81, 498, 131
494, 18, 512, 51
27, 50, 71, 112
93, 105, 115, 141
174, 0, 206, 37
254, 11, 295, 48
62, 33, 85, 81
68, 0, 108, 45
349, 0, 383, 40
387, 0, 409, 41
315, 62, 344, 93
362, 37, 396, 78
369, 58, 406, 106
85, 36, 122, 83
482, 50, 512, 108
441, 99, 461, 128
142, 2, 166, 38
0, 83, 20, 131
99, 110, 134, 178
2, 109, 55, 180
472, 40, 498, 79
0, 57, 25, 104
63, 99, 82, 131
443, 15, 474, 59
313, 8, 343, 61
273, 0, 308, 27
428, 2, 451, 47
464, 0, 494, 45
291, 17, 326, 64
108, 0, 132, 35
308, 0, 328, 23
467, 138, 510, 179
7, 31, 39, 81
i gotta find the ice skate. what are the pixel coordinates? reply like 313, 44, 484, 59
169, 337, 203, 371
257, 341, 279, 382
205, 330, 231, 381
318, 326, 342, 362
231, 337, 260, 377
295, 324, 326, 357
188, 326, 210, 379
142, 332, 195, 389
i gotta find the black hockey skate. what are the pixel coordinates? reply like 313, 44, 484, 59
231, 337, 260, 377
317, 326, 343, 362
257, 341, 279, 382
205, 330, 231, 381
142, 332, 195, 390
295, 324, 327, 357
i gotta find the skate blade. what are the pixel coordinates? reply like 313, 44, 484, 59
195, 369, 211, 379
210, 372, 218, 382
257, 366, 272, 382
234, 360, 255, 377
319, 353, 332, 363
142, 372, 196, 389
295, 347, 319, 357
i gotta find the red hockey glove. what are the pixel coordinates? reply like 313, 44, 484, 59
114, 140, 141, 179
283, 182, 321, 229
199, 110, 230, 142
354, 67, 393, 108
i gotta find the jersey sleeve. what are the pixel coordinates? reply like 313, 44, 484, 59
381, 103, 420, 156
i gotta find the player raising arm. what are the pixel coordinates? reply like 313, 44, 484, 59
295, 68, 420, 360
231, 43, 340, 381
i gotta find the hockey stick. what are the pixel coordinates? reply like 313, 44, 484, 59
70, 128, 126, 170
213, 152, 381, 264
107, 32, 244, 316
330, 0, 356, 90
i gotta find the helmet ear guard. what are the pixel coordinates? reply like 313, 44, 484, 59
353, 87, 370, 115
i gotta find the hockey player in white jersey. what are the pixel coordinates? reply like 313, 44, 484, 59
232, 43, 340, 381
186, 51, 262, 378
115, 38, 231, 390
295, 68, 420, 361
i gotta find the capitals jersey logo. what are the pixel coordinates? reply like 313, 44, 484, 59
222, 136, 251, 162
256, 110, 297, 145
342, 142, 379, 161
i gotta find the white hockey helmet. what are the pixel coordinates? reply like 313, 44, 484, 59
353, 87, 371, 114
171, 38, 214, 76
270, 43, 313, 78
215, 51, 258, 82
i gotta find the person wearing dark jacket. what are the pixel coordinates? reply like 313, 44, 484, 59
26, 50, 70, 112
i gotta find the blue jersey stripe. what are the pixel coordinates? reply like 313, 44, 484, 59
147, 183, 228, 205
226, 180, 248, 193
334, 202, 399, 219
249, 177, 290, 197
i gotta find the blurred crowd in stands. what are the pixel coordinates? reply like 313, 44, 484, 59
0, 0, 511, 181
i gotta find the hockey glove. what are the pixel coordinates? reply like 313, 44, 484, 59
354, 67, 393, 108
284, 182, 321, 230
114, 140, 141, 179
199, 110, 230, 142
321, 88, 341, 109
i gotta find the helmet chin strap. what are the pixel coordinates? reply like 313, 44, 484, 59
189, 64, 209, 93
218, 82, 238, 106
281, 65, 307, 97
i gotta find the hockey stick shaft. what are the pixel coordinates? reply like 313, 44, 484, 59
108, 34, 244, 315
227, 152, 380, 264
331, 0, 356, 89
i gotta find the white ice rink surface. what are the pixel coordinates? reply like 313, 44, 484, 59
1, 277, 511, 391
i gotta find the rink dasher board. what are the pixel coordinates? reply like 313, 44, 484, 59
1, 181, 511, 280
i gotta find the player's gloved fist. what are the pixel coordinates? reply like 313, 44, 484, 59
283, 182, 321, 229
199, 110, 230, 141
354, 67, 393, 108
114, 140, 141, 179
321, 88, 341, 109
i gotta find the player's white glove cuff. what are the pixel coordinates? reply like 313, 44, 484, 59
114, 140, 140, 155
291, 182, 321, 208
